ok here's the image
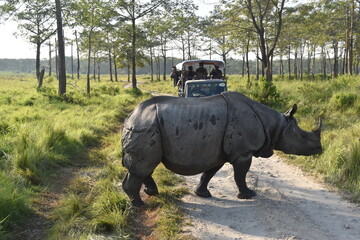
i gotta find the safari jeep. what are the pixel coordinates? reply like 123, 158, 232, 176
176, 60, 227, 98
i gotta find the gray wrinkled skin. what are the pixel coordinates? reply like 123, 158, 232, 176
121, 92, 322, 206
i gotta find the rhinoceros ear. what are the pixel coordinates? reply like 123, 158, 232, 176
284, 104, 297, 118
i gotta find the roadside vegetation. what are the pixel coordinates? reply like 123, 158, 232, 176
1, 73, 359, 239
0, 74, 188, 239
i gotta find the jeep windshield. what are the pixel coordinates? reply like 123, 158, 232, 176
186, 80, 227, 98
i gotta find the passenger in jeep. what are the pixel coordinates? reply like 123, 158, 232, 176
210, 65, 222, 79
195, 62, 208, 79
187, 66, 195, 80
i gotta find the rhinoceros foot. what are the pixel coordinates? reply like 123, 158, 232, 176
195, 188, 212, 198
131, 198, 145, 207
237, 188, 257, 199
144, 187, 159, 196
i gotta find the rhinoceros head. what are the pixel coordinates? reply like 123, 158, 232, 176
275, 104, 322, 156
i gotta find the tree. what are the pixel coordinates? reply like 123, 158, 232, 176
112, 0, 164, 89
244, 0, 286, 81
204, 9, 238, 78
143, 16, 161, 81
170, 0, 199, 60
74, 0, 106, 94
55, 0, 66, 95
0, 0, 57, 86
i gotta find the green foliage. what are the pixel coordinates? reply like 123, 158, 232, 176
297, 82, 332, 103
146, 164, 187, 239
140, 78, 178, 96
250, 77, 282, 107
0, 172, 31, 237
0, 122, 11, 135
0, 74, 148, 237
331, 93, 358, 109
156, 202, 184, 239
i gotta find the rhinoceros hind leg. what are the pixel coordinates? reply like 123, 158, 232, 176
143, 176, 159, 196
122, 172, 144, 207
195, 164, 224, 198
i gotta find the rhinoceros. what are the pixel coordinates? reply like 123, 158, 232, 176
121, 91, 322, 206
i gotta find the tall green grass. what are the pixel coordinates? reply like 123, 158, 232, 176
0, 73, 149, 238
2, 72, 359, 239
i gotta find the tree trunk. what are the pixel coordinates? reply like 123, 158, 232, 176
55, 0, 66, 96
109, 48, 113, 82
322, 46, 326, 80
187, 33, 192, 60
131, 17, 137, 89
288, 45, 291, 80
55, 38, 58, 79
280, 54, 284, 78
127, 63, 130, 82
71, 42, 74, 79
307, 43, 311, 79
93, 52, 96, 81
150, 46, 154, 82
48, 41, 52, 77
294, 48, 298, 79
162, 37, 167, 81
113, 54, 118, 82
241, 54, 245, 77
75, 30, 80, 80
312, 45, 316, 79
38, 68, 45, 88
246, 39, 250, 86
300, 44, 304, 80
333, 40, 339, 78
181, 39, 186, 61
36, 41, 41, 83
97, 61, 101, 82
86, 32, 92, 94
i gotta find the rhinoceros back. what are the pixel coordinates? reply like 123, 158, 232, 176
155, 96, 227, 175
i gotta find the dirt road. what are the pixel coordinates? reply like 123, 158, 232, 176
180, 156, 360, 240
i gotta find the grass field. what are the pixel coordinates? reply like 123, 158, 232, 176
0, 72, 359, 239
0, 74, 188, 239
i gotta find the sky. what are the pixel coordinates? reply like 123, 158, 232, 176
0, 0, 219, 59
0, 0, 302, 59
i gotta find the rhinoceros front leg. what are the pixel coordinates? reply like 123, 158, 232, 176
122, 172, 144, 207
232, 157, 257, 199
195, 164, 224, 198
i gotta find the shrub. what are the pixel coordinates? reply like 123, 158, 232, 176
96, 86, 120, 96
0, 122, 11, 135
250, 77, 282, 107
297, 82, 332, 103
332, 93, 358, 109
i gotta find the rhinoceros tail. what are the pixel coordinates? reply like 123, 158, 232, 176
121, 149, 125, 166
